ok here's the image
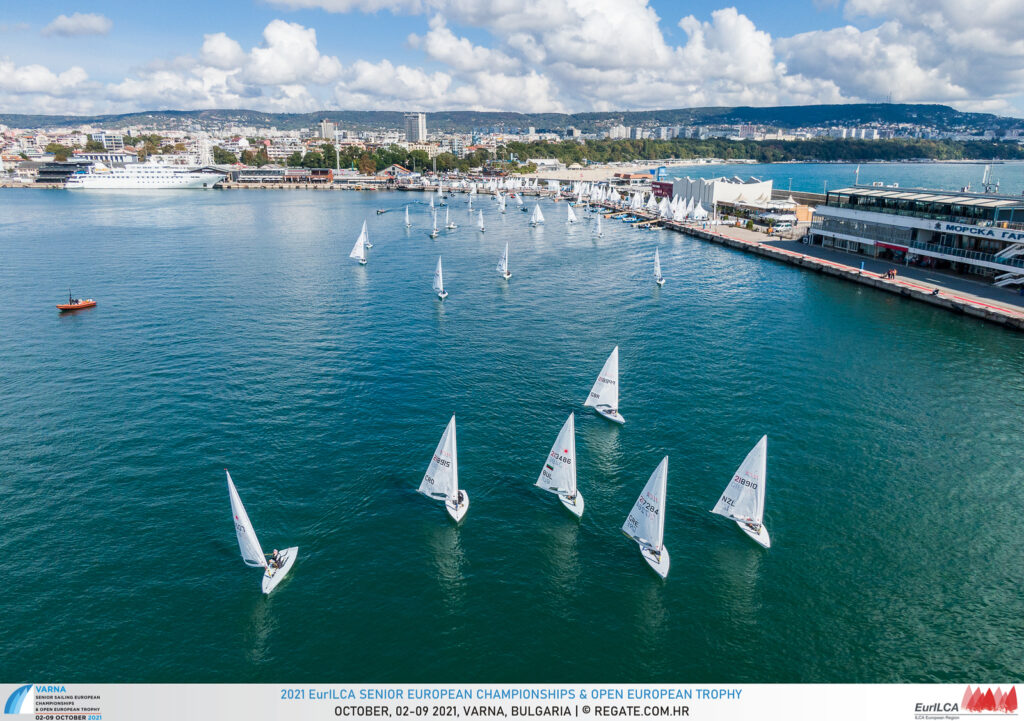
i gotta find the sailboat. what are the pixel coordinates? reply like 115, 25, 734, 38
226, 470, 298, 594
497, 242, 511, 279
433, 256, 448, 299
596, 214, 603, 237
584, 345, 624, 424
478, 210, 485, 232
710, 436, 770, 548
417, 415, 468, 523
654, 248, 664, 286
430, 210, 439, 238
349, 224, 368, 265
530, 204, 545, 226
535, 413, 584, 518
622, 457, 669, 578
359, 219, 372, 248
567, 204, 578, 224
445, 207, 457, 230
499, 194, 507, 213
405, 206, 411, 228
429, 195, 434, 209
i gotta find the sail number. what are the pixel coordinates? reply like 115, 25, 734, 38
637, 497, 658, 515
733, 474, 758, 489
432, 455, 451, 468
721, 495, 735, 507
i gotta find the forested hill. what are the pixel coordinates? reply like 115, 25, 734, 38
1, 103, 1019, 133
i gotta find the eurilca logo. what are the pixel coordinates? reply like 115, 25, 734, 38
963, 686, 1017, 713
4, 685, 34, 715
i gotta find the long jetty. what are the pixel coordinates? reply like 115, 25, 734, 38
591, 200, 1024, 333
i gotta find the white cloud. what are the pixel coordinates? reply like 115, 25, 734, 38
0, 59, 89, 94
42, 13, 112, 37
243, 20, 342, 85
409, 16, 519, 73
200, 33, 247, 70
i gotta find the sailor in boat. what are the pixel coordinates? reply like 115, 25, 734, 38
270, 549, 282, 569
742, 519, 762, 533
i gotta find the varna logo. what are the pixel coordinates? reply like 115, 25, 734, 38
4, 685, 34, 715
962, 685, 1017, 713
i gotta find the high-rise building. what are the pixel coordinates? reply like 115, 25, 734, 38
91, 132, 124, 151
318, 119, 336, 139
405, 112, 427, 142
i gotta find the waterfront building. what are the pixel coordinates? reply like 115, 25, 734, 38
405, 112, 427, 142
72, 150, 137, 164
810, 186, 1024, 282
666, 176, 774, 212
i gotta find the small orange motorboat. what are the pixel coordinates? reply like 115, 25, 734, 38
57, 290, 96, 312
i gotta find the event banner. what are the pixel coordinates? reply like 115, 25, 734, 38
2, 683, 1017, 720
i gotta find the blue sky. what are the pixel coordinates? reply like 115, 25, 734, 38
1, 0, 1020, 117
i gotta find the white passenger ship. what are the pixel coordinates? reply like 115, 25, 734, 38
66, 162, 225, 190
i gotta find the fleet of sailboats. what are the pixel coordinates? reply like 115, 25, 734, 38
584, 346, 624, 424
226, 470, 298, 594
622, 457, 669, 578
535, 413, 584, 518
433, 256, 448, 299
711, 436, 770, 548
417, 415, 468, 523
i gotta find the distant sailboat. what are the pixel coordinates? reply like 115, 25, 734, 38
350, 224, 368, 265
567, 204, 578, 224
433, 256, 448, 299
711, 436, 770, 548
359, 219, 372, 248
497, 242, 511, 279
405, 206, 411, 228
622, 457, 669, 578
478, 210, 485, 232
430, 195, 435, 209
430, 209, 439, 238
596, 214, 603, 237
584, 345, 624, 424
226, 470, 298, 594
535, 412, 584, 518
445, 207, 457, 230
417, 415, 468, 523
530, 204, 545, 226
499, 194, 507, 213
654, 248, 664, 286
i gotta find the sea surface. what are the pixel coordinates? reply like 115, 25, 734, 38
1, 175, 1022, 683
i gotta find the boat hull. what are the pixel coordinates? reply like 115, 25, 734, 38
641, 545, 670, 578
656, 278, 665, 286
594, 405, 625, 425
437, 291, 448, 299
261, 546, 298, 594
57, 301, 96, 311
737, 521, 771, 548
559, 491, 584, 518
446, 493, 469, 523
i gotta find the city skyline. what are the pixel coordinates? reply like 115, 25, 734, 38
1, 0, 1022, 118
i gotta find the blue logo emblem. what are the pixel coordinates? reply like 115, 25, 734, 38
4, 685, 34, 714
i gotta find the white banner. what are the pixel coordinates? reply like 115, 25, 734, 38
2, 683, 1018, 721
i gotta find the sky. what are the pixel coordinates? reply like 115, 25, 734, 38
1, 0, 1022, 118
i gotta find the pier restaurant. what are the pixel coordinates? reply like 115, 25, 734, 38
809, 186, 1024, 285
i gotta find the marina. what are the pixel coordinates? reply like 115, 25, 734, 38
1, 188, 1022, 684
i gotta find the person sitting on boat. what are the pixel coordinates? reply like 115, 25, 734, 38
270, 549, 282, 569
457, 490, 465, 508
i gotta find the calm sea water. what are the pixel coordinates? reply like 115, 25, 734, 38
1, 174, 1022, 684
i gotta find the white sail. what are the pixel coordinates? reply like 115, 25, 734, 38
567, 204, 578, 223
596, 214, 603, 235
360, 219, 372, 248
433, 256, 445, 293
430, 195, 434, 209
349, 226, 366, 262
711, 436, 767, 526
418, 415, 458, 502
478, 210, 485, 231
499, 194, 507, 212
536, 413, 577, 498
497, 242, 509, 276
531, 204, 544, 224
226, 471, 267, 568
405, 206, 410, 226
584, 346, 619, 411
514, 193, 523, 206
622, 457, 667, 551
432, 210, 438, 232
654, 248, 662, 280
